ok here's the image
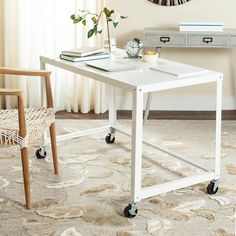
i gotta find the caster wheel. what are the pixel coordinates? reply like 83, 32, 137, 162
124, 204, 138, 218
207, 181, 219, 195
105, 133, 115, 144
36, 148, 47, 159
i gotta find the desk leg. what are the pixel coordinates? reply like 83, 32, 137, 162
36, 59, 47, 158
40, 59, 46, 107
214, 76, 223, 180
124, 88, 143, 218
105, 86, 116, 144
206, 76, 223, 194
108, 85, 116, 127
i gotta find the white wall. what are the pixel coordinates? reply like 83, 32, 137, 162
107, 0, 236, 110
1, 0, 235, 111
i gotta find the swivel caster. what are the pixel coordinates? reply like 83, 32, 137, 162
105, 133, 115, 144
124, 202, 138, 218
36, 147, 47, 159
207, 180, 219, 195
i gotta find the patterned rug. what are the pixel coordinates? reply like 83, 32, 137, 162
0, 119, 235, 236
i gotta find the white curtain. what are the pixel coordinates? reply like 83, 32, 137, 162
3, 0, 107, 114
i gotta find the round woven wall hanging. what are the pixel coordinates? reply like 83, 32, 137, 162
148, 0, 191, 6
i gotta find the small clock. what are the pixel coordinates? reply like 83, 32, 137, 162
124, 38, 143, 58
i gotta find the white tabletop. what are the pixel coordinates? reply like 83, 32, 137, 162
40, 50, 222, 93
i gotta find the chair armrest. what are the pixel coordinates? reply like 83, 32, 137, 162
0, 67, 54, 109
0, 88, 26, 138
0, 67, 51, 77
0, 88, 23, 96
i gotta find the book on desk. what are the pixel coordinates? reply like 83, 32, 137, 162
60, 53, 110, 62
60, 47, 110, 62
179, 22, 223, 32
62, 47, 104, 57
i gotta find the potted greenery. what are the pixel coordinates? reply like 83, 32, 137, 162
71, 7, 127, 53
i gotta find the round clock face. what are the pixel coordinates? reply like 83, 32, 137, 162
148, 0, 191, 6
124, 38, 143, 58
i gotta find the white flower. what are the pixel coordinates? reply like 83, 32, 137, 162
110, 12, 121, 24
97, 24, 102, 32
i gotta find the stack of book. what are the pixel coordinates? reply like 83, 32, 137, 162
60, 47, 110, 62
179, 22, 224, 32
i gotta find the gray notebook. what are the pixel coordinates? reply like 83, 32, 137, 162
85, 59, 138, 72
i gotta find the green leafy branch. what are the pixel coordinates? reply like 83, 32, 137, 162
71, 7, 127, 52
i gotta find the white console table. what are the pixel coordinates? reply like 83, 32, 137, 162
144, 28, 236, 48
143, 28, 236, 122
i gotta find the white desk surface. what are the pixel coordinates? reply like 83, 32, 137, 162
40, 51, 222, 93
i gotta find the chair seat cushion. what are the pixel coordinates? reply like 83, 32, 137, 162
0, 108, 55, 148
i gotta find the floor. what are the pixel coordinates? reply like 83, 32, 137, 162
0, 119, 235, 236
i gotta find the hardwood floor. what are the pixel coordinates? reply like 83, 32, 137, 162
56, 110, 236, 120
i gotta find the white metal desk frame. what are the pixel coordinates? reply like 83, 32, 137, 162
40, 56, 223, 217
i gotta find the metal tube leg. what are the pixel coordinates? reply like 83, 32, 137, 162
106, 85, 116, 143
108, 85, 116, 127
143, 47, 161, 124
124, 88, 143, 218
40, 58, 46, 107
40, 58, 47, 148
131, 88, 143, 203
214, 76, 223, 180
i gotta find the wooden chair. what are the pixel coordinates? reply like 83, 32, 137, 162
0, 67, 59, 209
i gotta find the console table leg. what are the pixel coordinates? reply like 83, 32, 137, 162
143, 92, 152, 124
143, 47, 161, 124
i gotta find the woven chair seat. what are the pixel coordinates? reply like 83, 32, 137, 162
0, 108, 55, 148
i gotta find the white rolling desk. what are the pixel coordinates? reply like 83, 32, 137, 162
40, 55, 223, 218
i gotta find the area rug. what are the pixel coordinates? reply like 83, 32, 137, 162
0, 119, 235, 236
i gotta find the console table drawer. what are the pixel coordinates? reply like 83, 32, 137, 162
145, 34, 186, 46
188, 35, 229, 47
230, 36, 236, 46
